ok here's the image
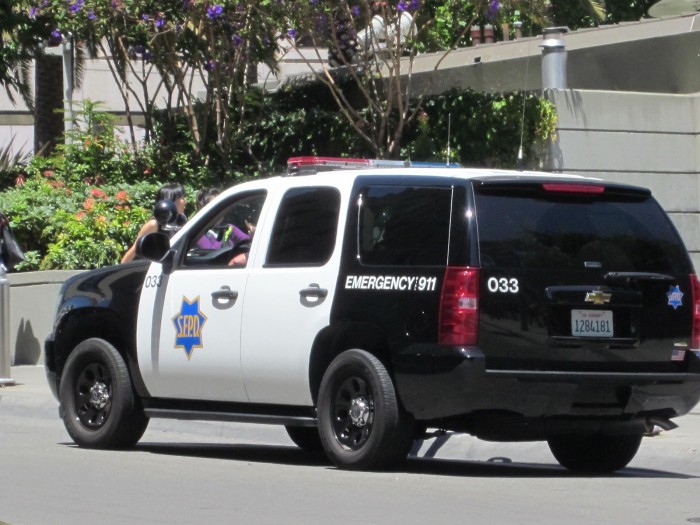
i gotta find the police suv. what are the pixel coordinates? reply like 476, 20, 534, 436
45, 157, 700, 473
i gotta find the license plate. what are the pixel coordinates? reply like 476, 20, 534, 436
571, 309, 613, 337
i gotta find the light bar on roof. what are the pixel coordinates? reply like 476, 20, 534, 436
286, 156, 457, 175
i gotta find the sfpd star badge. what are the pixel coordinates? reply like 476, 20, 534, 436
172, 296, 207, 359
667, 285, 683, 310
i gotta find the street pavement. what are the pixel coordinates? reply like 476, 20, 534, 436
2, 365, 699, 473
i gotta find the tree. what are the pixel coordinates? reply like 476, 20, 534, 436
22, 0, 290, 172
0, 0, 47, 107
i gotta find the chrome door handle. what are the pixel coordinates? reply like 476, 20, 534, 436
299, 283, 328, 307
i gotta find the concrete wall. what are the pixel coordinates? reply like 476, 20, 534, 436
6, 270, 82, 366
546, 89, 700, 270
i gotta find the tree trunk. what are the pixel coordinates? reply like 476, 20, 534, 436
34, 52, 64, 155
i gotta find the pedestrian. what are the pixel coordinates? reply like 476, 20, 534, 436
121, 183, 186, 263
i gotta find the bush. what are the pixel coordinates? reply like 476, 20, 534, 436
0, 176, 156, 270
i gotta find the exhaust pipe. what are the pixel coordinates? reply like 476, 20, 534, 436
645, 416, 678, 433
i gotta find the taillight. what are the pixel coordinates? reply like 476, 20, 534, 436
692, 274, 700, 350
439, 267, 479, 346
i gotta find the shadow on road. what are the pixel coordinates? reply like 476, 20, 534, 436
93, 441, 698, 480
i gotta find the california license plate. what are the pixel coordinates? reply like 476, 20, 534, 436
571, 309, 613, 337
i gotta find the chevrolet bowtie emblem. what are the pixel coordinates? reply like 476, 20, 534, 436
584, 291, 612, 305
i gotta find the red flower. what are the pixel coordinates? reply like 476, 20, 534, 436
90, 188, 107, 199
115, 190, 130, 203
15, 174, 25, 186
83, 198, 95, 212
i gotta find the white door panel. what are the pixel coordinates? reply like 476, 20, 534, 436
137, 266, 248, 401
241, 266, 337, 405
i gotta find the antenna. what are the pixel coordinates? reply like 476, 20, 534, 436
517, 30, 533, 172
446, 113, 451, 166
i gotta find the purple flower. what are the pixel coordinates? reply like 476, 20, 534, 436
487, 0, 500, 20
88, 10, 96, 20
29, 6, 38, 19
69, 0, 84, 13
409, 0, 421, 10
204, 60, 216, 71
351, 5, 360, 16
50, 29, 63, 44
142, 13, 150, 21
155, 15, 165, 28
232, 33, 242, 46
207, 4, 224, 19
287, 28, 297, 39
397, 1, 408, 12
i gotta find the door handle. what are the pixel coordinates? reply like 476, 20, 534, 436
211, 286, 238, 310
299, 283, 328, 307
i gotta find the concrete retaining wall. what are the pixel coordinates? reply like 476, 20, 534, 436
546, 89, 700, 271
6, 270, 82, 366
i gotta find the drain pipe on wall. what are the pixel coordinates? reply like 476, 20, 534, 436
540, 27, 569, 89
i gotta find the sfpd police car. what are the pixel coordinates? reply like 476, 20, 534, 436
45, 157, 700, 473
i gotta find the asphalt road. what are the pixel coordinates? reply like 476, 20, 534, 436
1, 366, 699, 525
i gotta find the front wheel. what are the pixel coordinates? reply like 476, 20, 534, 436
317, 349, 414, 470
285, 425, 323, 454
548, 432, 643, 473
59, 338, 149, 448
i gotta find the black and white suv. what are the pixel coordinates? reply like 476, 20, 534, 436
45, 159, 700, 473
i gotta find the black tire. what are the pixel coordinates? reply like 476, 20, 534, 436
59, 338, 149, 449
548, 432, 643, 473
317, 349, 414, 470
285, 425, 323, 454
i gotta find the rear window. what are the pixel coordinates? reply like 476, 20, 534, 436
475, 188, 692, 274
358, 186, 453, 266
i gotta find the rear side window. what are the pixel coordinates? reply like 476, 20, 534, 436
266, 187, 340, 266
475, 188, 692, 273
358, 186, 453, 266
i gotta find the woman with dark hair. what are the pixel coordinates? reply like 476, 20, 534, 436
121, 183, 186, 263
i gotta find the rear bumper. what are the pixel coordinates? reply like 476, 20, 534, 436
394, 346, 700, 423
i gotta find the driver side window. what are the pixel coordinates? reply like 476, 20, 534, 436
183, 191, 266, 268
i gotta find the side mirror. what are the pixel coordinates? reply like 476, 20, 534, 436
136, 232, 171, 263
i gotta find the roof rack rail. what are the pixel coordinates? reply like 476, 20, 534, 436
286, 156, 458, 176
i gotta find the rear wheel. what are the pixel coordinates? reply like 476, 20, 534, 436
548, 432, 643, 473
59, 338, 148, 448
317, 349, 414, 470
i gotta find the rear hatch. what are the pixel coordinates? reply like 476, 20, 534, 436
473, 178, 697, 373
